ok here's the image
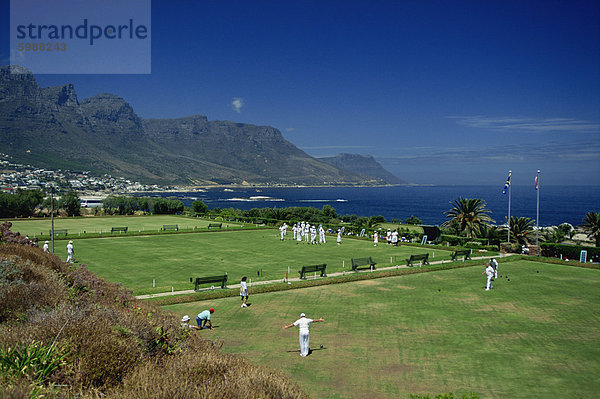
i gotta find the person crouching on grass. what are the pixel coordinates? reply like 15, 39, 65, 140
283, 313, 324, 357
194, 308, 215, 330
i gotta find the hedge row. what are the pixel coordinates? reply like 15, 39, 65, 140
540, 242, 600, 262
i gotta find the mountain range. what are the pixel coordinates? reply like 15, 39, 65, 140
0, 65, 406, 187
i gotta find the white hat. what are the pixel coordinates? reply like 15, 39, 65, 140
68, 240, 73, 244
181, 315, 190, 322
300, 313, 306, 317
45, 241, 49, 244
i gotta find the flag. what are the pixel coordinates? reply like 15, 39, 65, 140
503, 171, 511, 194
535, 171, 539, 190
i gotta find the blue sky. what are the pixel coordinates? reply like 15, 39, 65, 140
1, 0, 599, 186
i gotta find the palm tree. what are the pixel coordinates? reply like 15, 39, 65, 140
478, 224, 502, 246
505, 216, 535, 245
579, 211, 600, 247
443, 197, 494, 239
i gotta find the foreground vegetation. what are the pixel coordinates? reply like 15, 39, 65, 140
0, 228, 306, 398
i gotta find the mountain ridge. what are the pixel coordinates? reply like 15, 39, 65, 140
0, 66, 405, 187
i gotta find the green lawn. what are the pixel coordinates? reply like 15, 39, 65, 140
64, 229, 460, 294
8, 215, 254, 241
6, 215, 245, 238
164, 260, 600, 399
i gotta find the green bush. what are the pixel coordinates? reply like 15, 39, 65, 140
541, 242, 600, 262
0, 340, 69, 383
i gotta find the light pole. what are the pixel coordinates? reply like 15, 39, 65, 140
49, 183, 55, 253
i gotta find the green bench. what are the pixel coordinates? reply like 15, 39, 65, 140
298, 264, 327, 279
49, 229, 68, 236
111, 227, 128, 233
191, 274, 228, 291
351, 257, 377, 271
208, 223, 222, 229
451, 249, 472, 261
161, 224, 179, 231
406, 253, 429, 267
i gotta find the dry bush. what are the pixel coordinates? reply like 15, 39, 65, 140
0, 256, 67, 323
0, 228, 308, 398
108, 337, 308, 399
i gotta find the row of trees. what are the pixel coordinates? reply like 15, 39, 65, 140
102, 195, 184, 215
442, 197, 600, 247
0, 189, 80, 218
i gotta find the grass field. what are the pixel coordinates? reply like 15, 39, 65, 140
6, 215, 247, 238
164, 260, 600, 398
67, 228, 467, 294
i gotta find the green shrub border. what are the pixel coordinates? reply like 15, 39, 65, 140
540, 242, 600, 261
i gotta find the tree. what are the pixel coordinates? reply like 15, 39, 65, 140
579, 211, 600, 247
443, 197, 494, 239
59, 191, 81, 216
478, 224, 502, 246
322, 205, 338, 219
192, 200, 208, 214
505, 216, 535, 245
0, 189, 44, 218
405, 215, 422, 225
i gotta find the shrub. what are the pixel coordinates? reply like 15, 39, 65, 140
541, 242, 600, 262
0, 340, 69, 383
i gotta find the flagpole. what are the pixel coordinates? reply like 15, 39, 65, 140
507, 178, 511, 243
536, 170, 540, 246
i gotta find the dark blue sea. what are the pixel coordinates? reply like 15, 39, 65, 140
157, 185, 599, 227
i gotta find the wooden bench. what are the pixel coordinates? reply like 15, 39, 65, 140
111, 227, 128, 233
298, 264, 327, 279
190, 274, 228, 290
49, 229, 68, 236
351, 257, 377, 271
406, 253, 429, 267
451, 249, 472, 261
161, 224, 179, 231
208, 223, 222, 229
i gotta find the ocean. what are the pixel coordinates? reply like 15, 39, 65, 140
153, 185, 600, 227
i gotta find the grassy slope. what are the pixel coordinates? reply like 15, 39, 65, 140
163, 260, 600, 399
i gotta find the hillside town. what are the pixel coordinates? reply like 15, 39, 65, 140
0, 153, 176, 194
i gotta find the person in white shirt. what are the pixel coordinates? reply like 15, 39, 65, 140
283, 313, 325, 357
336, 230, 342, 245
181, 315, 195, 329
373, 231, 378, 246
240, 276, 249, 307
292, 224, 297, 240
310, 225, 317, 244
490, 258, 499, 278
279, 224, 285, 240
304, 224, 310, 243
391, 230, 399, 246
43, 241, 49, 253
66, 240, 74, 263
482, 263, 494, 291
318, 225, 326, 244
